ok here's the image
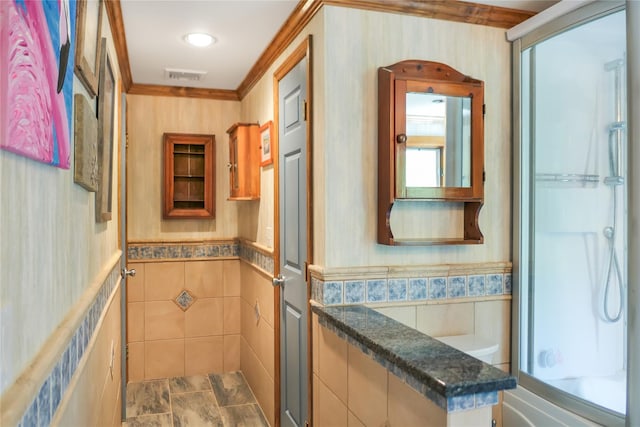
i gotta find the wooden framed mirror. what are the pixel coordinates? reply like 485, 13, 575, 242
378, 60, 484, 245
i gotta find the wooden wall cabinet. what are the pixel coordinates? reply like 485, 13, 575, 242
163, 133, 215, 219
226, 123, 260, 200
378, 60, 485, 245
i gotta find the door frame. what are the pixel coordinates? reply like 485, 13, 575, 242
273, 35, 313, 427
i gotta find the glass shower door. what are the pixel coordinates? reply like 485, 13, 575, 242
519, 8, 627, 420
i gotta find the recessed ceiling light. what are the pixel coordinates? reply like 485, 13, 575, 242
184, 32, 215, 47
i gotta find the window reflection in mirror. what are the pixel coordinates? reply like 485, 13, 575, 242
405, 93, 471, 188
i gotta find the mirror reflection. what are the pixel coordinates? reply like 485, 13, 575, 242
405, 93, 472, 188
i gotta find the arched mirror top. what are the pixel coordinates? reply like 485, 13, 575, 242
377, 60, 485, 245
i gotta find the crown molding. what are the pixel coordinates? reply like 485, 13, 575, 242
127, 83, 239, 101
104, 0, 133, 92
109, 0, 535, 100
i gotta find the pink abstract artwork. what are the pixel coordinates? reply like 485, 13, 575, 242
0, 0, 75, 168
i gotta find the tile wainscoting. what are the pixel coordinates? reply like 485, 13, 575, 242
0, 253, 122, 427
309, 262, 512, 306
128, 239, 273, 275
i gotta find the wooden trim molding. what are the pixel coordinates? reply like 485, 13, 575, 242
237, 0, 323, 99
110, 0, 534, 99
322, 0, 536, 28
104, 0, 133, 91
128, 83, 239, 101
273, 35, 313, 427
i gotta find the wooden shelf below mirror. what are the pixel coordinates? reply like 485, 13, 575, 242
163, 133, 215, 219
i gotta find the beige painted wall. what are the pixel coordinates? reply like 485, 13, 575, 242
126, 95, 241, 242
0, 9, 120, 396
238, 10, 325, 250
318, 6, 512, 267
239, 5, 511, 268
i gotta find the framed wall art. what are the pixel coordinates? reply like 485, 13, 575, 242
0, 0, 76, 168
259, 120, 274, 167
95, 38, 116, 223
74, 0, 103, 97
73, 94, 99, 191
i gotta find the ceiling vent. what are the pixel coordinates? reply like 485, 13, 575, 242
164, 68, 207, 82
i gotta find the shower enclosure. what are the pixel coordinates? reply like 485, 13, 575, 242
511, 2, 628, 425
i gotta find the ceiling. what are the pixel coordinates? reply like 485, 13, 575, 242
118, 0, 557, 93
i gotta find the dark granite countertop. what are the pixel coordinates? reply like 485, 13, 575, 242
312, 304, 516, 404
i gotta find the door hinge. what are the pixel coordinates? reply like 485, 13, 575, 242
483, 104, 486, 116
483, 169, 486, 183
126, 344, 129, 360
303, 100, 308, 121
304, 261, 309, 282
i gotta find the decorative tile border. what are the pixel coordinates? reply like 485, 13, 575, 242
238, 241, 274, 275
18, 262, 121, 426
127, 241, 238, 261
312, 271, 511, 306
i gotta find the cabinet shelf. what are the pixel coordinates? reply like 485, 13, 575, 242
163, 133, 215, 219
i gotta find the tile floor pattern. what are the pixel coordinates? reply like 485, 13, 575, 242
123, 371, 269, 427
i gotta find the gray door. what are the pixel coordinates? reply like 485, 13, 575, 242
278, 58, 308, 427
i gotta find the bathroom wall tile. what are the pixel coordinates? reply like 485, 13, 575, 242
185, 298, 224, 337
207, 244, 221, 258
475, 391, 499, 408
185, 260, 224, 298
127, 302, 145, 342
408, 278, 427, 301
20, 398, 37, 427
388, 279, 408, 302
448, 276, 466, 298
347, 343, 387, 426
366, 279, 387, 303
468, 274, 485, 297
475, 300, 511, 364
315, 376, 348, 427
145, 339, 185, 380
388, 372, 446, 427
311, 278, 324, 303
145, 262, 185, 301
37, 378, 51, 426
224, 334, 241, 372
429, 277, 447, 300
447, 395, 476, 412
174, 290, 196, 311
323, 281, 343, 305
318, 325, 348, 404
223, 260, 241, 297
224, 297, 241, 334
504, 273, 512, 294
415, 303, 474, 337
348, 410, 365, 427
128, 341, 145, 382
185, 336, 224, 376
145, 301, 185, 340
50, 362, 62, 414
344, 280, 365, 304
485, 274, 503, 295
375, 306, 416, 329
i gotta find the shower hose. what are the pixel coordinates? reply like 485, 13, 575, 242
603, 187, 624, 323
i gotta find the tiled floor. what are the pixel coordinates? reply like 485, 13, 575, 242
123, 371, 269, 427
